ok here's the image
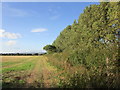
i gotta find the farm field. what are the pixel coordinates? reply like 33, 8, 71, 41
1, 55, 119, 88
1, 56, 63, 88
1, 1, 119, 89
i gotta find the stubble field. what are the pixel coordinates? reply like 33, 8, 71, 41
1, 56, 63, 88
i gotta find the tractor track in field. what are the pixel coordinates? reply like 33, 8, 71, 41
25, 56, 58, 88
26, 57, 42, 84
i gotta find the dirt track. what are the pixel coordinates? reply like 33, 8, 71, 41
26, 56, 57, 87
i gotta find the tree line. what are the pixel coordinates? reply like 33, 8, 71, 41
43, 2, 120, 67
43, 2, 120, 88
0, 53, 46, 56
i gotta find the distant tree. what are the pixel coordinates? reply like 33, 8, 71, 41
43, 45, 58, 53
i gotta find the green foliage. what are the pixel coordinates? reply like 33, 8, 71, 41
57, 65, 120, 88
43, 45, 61, 53
51, 2, 119, 67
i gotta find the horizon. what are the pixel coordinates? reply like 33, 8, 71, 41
0, 2, 99, 53
0, 51, 45, 53
0, 51, 46, 53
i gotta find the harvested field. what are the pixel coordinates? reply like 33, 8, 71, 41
2, 56, 61, 88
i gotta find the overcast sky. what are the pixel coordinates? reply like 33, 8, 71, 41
0, 2, 99, 53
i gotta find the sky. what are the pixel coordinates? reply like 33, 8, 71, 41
1, 0, 101, 2
0, 2, 99, 53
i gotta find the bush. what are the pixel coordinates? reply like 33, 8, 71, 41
43, 45, 57, 53
43, 45, 62, 53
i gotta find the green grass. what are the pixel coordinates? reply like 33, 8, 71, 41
2, 59, 36, 73
2, 57, 31, 67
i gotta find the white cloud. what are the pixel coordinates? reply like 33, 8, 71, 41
0, 29, 5, 33
5, 40, 17, 46
0, 29, 22, 39
3, 32, 21, 39
31, 28, 47, 32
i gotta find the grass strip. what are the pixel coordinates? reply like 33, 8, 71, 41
2, 57, 32, 67
2, 58, 37, 73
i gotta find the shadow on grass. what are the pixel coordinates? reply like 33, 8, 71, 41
2, 80, 44, 88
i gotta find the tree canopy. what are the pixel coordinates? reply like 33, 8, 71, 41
43, 2, 120, 88
44, 2, 120, 67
